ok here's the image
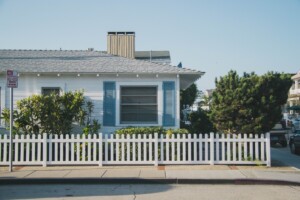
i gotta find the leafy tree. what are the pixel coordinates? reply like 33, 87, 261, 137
1, 91, 101, 135
180, 83, 199, 110
210, 70, 292, 134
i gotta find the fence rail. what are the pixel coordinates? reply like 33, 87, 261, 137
0, 133, 271, 167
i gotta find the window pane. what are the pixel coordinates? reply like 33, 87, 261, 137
120, 86, 157, 124
121, 87, 156, 95
42, 88, 60, 96
121, 96, 156, 104
121, 105, 157, 123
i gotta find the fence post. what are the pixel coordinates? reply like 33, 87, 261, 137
210, 132, 214, 165
98, 133, 103, 167
266, 132, 271, 167
154, 132, 158, 166
42, 133, 47, 167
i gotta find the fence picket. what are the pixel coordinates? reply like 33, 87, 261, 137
126, 134, 130, 161
188, 134, 191, 162
132, 134, 136, 162
233, 134, 236, 161
199, 134, 202, 161
26, 135, 30, 162
104, 134, 108, 162
226, 134, 231, 162
149, 134, 153, 161
66, 135, 70, 162
171, 134, 175, 162
177, 134, 180, 162
204, 134, 208, 162
4, 135, 8, 162
14, 135, 19, 162
222, 134, 225, 161
49, 134, 53, 164
193, 134, 197, 162
260, 134, 265, 161
20, 135, 24, 162
98, 133, 103, 166
160, 134, 164, 162
238, 134, 242, 161
216, 134, 219, 162
32, 134, 36, 161
244, 134, 248, 161
37, 134, 41, 162
121, 134, 125, 162
88, 134, 91, 162
249, 134, 253, 161
166, 135, 170, 161
143, 134, 147, 161
93, 134, 97, 162
183, 134, 186, 161
255, 134, 259, 160
138, 134, 141, 161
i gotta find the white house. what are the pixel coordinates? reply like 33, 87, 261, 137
0, 33, 204, 134
288, 71, 300, 109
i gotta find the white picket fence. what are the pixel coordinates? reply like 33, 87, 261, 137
0, 133, 271, 167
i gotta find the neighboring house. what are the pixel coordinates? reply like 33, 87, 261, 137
288, 71, 300, 110
0, 32, 204, 134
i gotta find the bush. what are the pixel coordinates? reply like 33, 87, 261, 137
114, 126, 189, 137
1, 91, 101, 135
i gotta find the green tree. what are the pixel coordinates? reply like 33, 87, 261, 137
1, 91, 101, 135
210, 70, 292, 134
180, 83, 199, 110
188, 109, 216, 134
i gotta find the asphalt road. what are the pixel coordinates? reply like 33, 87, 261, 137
271, 146, 300, 169
1, 184, 300, 200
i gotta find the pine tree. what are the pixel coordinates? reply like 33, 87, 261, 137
210, 70, 292, 134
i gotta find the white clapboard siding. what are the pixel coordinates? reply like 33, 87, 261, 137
0, 132, 271, 167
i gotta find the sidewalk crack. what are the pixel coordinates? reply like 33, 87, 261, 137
23, 171, 35, 178
63, 170, 72, 177
100, 170, 107, 178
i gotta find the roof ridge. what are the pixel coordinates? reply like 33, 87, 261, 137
0, 49, 103, 52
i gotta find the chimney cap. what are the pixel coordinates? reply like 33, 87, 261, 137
108, 31, 135, 35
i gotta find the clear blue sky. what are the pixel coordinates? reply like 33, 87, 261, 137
0, 0, 299, 91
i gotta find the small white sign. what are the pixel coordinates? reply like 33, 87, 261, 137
7, 70, 18, 88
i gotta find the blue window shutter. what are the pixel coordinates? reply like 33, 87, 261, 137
103, 82, 116, 126
163, 81, 176, 126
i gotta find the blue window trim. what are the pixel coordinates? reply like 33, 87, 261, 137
103, 81, 116, 126
163, 81, 176, 126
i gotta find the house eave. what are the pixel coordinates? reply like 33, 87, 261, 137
4, 71, 204, 89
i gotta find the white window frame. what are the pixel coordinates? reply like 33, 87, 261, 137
116, 82, 163, 126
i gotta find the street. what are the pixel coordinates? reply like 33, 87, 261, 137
0, 184, 300, 200
271, 146, 300, 169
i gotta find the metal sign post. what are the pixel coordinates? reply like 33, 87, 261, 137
7, 70, 18, 172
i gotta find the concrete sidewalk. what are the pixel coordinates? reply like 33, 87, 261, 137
1, 165, 300, 185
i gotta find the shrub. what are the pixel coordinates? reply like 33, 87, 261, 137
114, 126, 189, 137
1, 91, 100, 135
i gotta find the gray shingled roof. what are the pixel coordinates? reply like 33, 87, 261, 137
0, 50, 204, 89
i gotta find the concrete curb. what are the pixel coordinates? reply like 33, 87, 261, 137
1, 178, 300, 186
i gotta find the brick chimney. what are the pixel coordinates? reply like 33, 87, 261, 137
107, 32, 135, 59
